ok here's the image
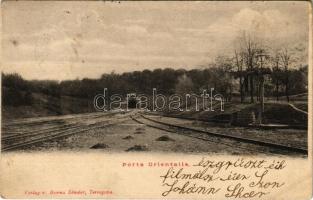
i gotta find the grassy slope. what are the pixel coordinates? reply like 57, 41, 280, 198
2, 90, 95, 120
2, 88, 308, 126
162, 100, 308, 126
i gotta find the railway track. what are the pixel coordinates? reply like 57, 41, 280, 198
2, 111, 307, 155
130, 115, 270, 155
132, 114, 307, 155
2, 112, 121, 136
145, 112, 307, 130
1, 113, 130, 152
2, 112, 107, 128
2, 123, 82, 142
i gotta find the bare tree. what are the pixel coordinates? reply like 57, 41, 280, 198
270, 50, 281, 101
280, 48, 292, 102
237, 32, 261, 103
234, 50, 245, 102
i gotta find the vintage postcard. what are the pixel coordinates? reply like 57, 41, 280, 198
0, 1, 312, 199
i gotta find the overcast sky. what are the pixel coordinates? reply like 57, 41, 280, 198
1, 1, 310, 80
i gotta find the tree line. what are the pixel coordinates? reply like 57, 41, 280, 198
2, 64, 307, 107
1, 33, 308, 107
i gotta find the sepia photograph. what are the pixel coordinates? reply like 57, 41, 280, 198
1, 1, 309, 156
0, 1, 312, 199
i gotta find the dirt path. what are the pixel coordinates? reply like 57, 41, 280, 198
2, 110, 305, 156
5, 112, 262, 155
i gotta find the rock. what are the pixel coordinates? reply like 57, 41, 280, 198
90, 143, 109, 149
126, 145, 149, 152
156, 135, 175, 141
134, 131, 144, 134
123, 135, 134, 140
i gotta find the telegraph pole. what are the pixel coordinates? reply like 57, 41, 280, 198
256, 50, 268, 124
